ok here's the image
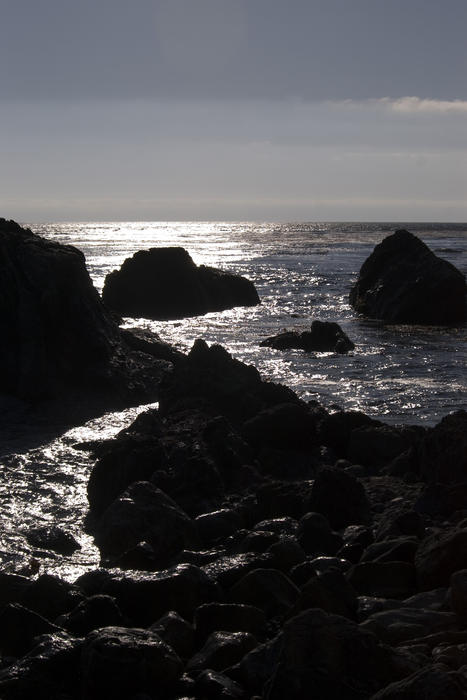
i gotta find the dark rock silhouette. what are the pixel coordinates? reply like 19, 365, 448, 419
261, 320, 355, 353
0, 218, 179, 408
102, 246, 260, 320
349, 229, 466, 324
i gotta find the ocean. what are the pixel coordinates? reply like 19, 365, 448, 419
1, 220, 466, 579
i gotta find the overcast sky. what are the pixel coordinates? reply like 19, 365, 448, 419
1, 0, 466, 221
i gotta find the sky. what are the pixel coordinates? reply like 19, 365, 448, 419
1, 0, 466, 222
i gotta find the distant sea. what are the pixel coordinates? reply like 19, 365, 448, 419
1, 220, 465, 579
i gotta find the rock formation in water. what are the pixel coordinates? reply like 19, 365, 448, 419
261, 320, 355, 354
349, 229, 466, 324
102, 246, 260, 320
0, 218, 179, 407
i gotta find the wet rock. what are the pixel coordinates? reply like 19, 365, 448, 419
253, 516, 298, 536
158, 339, 299, 425
267, 536, 306, 572
202, 553, 274, 589
349, 229, 466, 324
102, 245, 260, 320
371, 664, 467, 699
297, 511, 343, 556
261, 320, 355, 354
20, 574, 83, 621
81, 626, 183, 700
0, 603, 61, 657
263, 608, 418, 699
360, 537, 419, 564
229, 568, 300, 617
361, 607, 458, 645
196, 508, 243, 546
187, 630, 257, 672
93, 481, 197, 563
347, 561, 417, 599
150, 610, 194, 659
226, 636, 283, 696
58, 594, 124, 636
418, 410, 467, 484
0, 631, 82, 700
255, 480, 314, 520
194, 603, 267, 644
100, 564, 218, 627
451, 569, 467, 627
194, 669, 245, 699
25, 525, 81, 555
241, 402, 317, 451
309, 555, 352, 575
415, 529, 467, 591
294, 568, 358, 620
239, 530, 279, 553
317, 410, 383, 458
309, 467, 372, 529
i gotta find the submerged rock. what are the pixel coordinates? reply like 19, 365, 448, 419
102, 245, 260, 320
261, 320, 355, 353
349, 229, 466, 324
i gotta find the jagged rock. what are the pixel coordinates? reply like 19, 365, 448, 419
102, 245, 260, 320
0, 218, 173, 406
92, 481, 197, 563
263, 608, 418, 699
349, 229, 466, 324
261, 320, 355, 354
81, 626, 183, 699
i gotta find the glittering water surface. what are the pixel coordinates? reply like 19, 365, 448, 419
3, 220, 466, 578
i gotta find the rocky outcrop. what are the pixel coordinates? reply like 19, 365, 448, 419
102, 246, 260, 320
349, 229, 466, 324
0, 218, 179, 408
261, 320, 355, 353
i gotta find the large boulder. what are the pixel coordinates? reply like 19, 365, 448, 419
0, 218, 175, 405
349, 229, 466, 324
102, 246, 260, 320
261, 320, 355, 354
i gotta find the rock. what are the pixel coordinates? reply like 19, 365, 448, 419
81, 626, 183, 699
58, 594, 124, 636
309, 467, 372, 529
267, 536, 306, 573
294, 569, 358, 620
0, 218, 171, 405
297, 511, 343, 556
102, 246, 260, 320
349, 229, 466, 324
19, 574, 83, 621
0, 603, 61, 657
360, 537, 419, 564
195, 509, 243, 546
418, 410, 467, 484
317, 410, 383, 458
371, 665, 467, 699
25, 525, 81, 555
92, 481, 197, 563
226, 636, 283, 696
194, 669, 245, 699
263, 608, 418, 699
374, 506, 425, 542
241, 402, 317, 451
0, 631, 82, 700
261, 320, 355, 354
348, 425, 418, 469
415, 529, 467, 590
361, 607, 457, 645
99, 564, 218, 626
0, 572, 32, 606
203, 553, 274, 589
150, 610, 194, 659
158, 339, 299, 425
187, 630, 257, 672
450, 569, 467, 625
255, 480, 314, 520
347, 561, 417, 599
194, 603, 267, 644
229, 568, 300, 617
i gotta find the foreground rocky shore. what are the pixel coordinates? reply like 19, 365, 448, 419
1, 220, 466, 698
1, 339, 467, 699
